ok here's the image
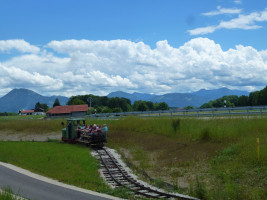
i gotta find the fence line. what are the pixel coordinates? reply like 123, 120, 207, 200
86, 106, 267, 119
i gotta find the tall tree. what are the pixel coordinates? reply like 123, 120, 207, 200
237, 95, 249, 106
154, 102, 169, 110
35, 102, 41, 110
249, 91, 260, 106
258, 86, 267, 105
53, 98, 61, 107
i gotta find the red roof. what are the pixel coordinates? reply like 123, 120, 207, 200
21, 110, 34, 114
46, 105, 88, 114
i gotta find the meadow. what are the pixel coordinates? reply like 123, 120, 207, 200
0, 115, 266, 199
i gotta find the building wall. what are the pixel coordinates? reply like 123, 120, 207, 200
71, 111, 87, 117
46, 111, 87, 118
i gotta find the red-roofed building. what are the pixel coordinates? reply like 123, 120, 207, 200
46, 105, 89, 118
19, 109, 35, 115
19, 109, 45, 116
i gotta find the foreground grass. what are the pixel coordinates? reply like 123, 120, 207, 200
0, 141, 135, 199
0, 188, 27, 200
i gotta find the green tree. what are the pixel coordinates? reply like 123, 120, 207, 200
258, 86, 267, 105
53, 98, 61, 107
101, 107, 113, 113
34, 102, 49, 112
146, 101, 154, 110
184, 105, 194, 110
112, 107, 123, 113
133, 101, 148, 111
237, 95, 249, 106
200, 100, 213, 108
249, 91, 260, 106
70, 98, 86, 105
154, 102, 169, 110
40, 103, 49, 112
35, 102, 42, 110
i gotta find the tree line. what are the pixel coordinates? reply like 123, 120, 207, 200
200, 86, 267, 108
33, 98, 61, 112
67, 95, 169, 113
24, 85, 267, 115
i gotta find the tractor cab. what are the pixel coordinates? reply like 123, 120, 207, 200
62, 118, 85, 142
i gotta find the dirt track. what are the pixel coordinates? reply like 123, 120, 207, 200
0, 131, 61, 141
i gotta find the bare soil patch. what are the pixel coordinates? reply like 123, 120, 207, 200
0, 131, 61, 141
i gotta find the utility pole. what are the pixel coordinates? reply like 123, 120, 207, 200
87, 97, 93, 115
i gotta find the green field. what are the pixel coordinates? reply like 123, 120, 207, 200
0, 116, 266, 199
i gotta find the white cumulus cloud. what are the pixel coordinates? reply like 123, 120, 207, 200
202, 6, 242, 16
0, 38, 267, 97
189, 8, 267, 35
0, 39, 40, 53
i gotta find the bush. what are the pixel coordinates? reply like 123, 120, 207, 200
171, 119, 181, 134
200, 128, 212, 141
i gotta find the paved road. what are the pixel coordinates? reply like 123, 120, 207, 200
0, 164, 117, 200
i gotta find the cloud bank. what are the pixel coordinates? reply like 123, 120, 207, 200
0, 38, 267, 97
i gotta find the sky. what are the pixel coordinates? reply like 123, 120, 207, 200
0, 0, 267, 97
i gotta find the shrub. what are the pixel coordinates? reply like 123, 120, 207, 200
200, 128, 212, 141
171, 119, 181, 134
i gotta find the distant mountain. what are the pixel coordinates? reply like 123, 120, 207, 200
108, 91, 139, 102
151, 93, 208, 108
0, 88, 68, 113
107, 88, 249, 108
191, 88, 249, 100
108, 91, 157, 103
132, 92, 157, 101
0, 87, 250, 112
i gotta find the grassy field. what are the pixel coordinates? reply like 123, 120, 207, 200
0, 115, 266, 199
108, 117, 267, 200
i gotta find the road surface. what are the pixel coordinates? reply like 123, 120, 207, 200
0, 162, 120, 200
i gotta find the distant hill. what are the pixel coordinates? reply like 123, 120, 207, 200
0, 87, 250, 112
107, 88, 249, 108
191, 88, 249, 100
0, 88, 68, 113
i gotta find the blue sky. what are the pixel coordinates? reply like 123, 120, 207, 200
0, 0, 267, 97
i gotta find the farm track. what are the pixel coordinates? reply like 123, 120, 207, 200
94, 147, 198, 200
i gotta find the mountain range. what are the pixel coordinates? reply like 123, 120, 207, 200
0, 88, 68, 113
0, 88, 250, 113
107, 88, 250, 108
